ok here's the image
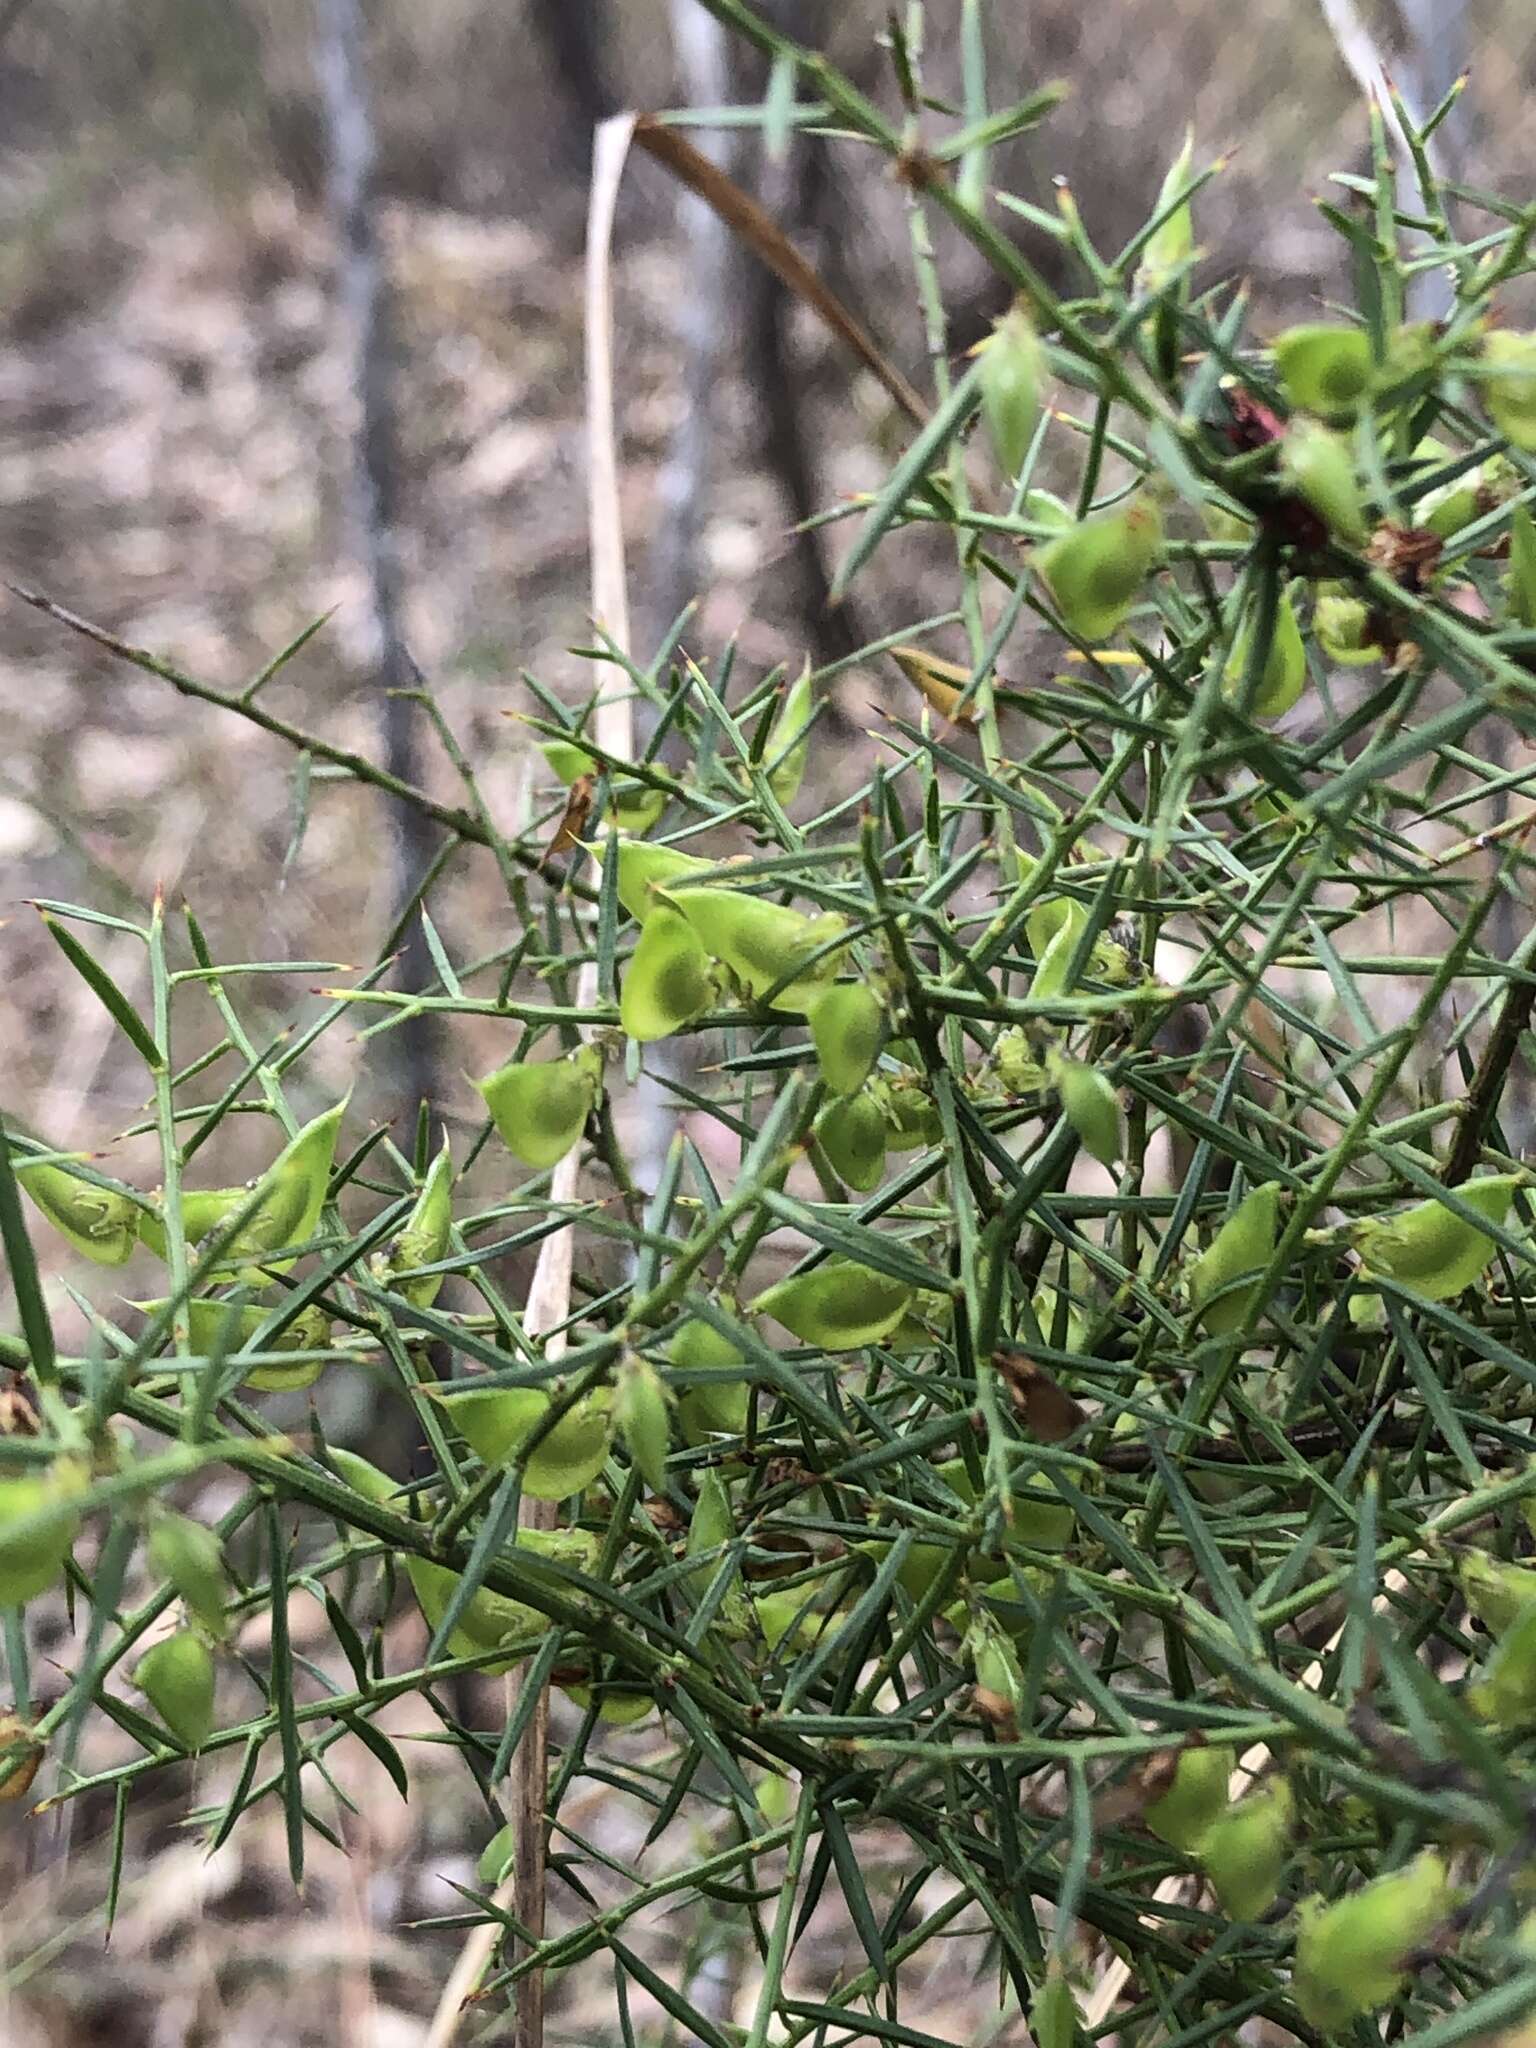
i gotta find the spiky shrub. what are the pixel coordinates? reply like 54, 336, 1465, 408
8, 6, 1536, 2040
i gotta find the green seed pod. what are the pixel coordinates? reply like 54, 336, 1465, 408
406, 1525, 595, 1674
1479, 331, 1536, 453
1314, 590, 1384, 666
1035, 497, 1164, 643
615, 1354, 672, 1494
1293, 1853, 1451, 2030
381, 1136, 455, 1308
765, 664, 814, 805
326, 1447, 399, 1506
1508, 504, 1536, 628
1460, 1550, 1536, 1637
478, 1821, 517, 1887
873, 1075, 943, 1151
1030, 1971, 1081, 2048
620, 905, 713, 1043
1202, 498, 1253, 544
1135, 128, 1196, 298
16, 1161, 139, 1267
669, 1319, 751, 1441
1272, 323, 1373, 418
147, 1510, 228, 1641
937, 1455, 1076, 1552
1027, 894, 1087, 965
1197, 1778, 1293, 1921
752, 1589, 818, 1651
1023, 488, 1074, 533
817, 1093, 888, 1193
1413, 440, 1483, 541
977, 304, 1043, 478
135, 1630, 216, 1751
1471, 1599, 1536, 1726
1030, 920, 1082, 1005
1143, 1742, 1235, 1852
1223, 584, 1307, 720
1050, 1055, 1121, 1170
670, 887, 848, 1012
540, 738, 664, 835
137, 1185, 247, 1260
751, 1260, 914, 1351
0, 1462, 86, 1605
966, 1606, 1027, 1723
560, 1678, 655, 1724
224, 1101, 347, 1280
1351, 1172, 1521, 1301
809, 982, 884, 1096
476, 1046, 602, 1171
604, 838, 716, 923
994, 1028, 1047, 1097
1189, 1182, 1281, 1334
439, 1384, 614, 1500
134, 1294, 330, 1384
1280, 419, 1367, 543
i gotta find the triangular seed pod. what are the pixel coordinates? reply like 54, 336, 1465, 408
809, 982, 884, 1096
1351, 1173, 1521, 1301
1223, 585, 1307, 720
1272, 323, 1373, 418
1035, 498, 1164, 643
476, 1048, 601, 1170
620, 906, 713, 1042
17, 1161, 139, 1267
751, 1260, 914, 1350
1189, 1182, 1281, 1333
976, 304, 1042, 478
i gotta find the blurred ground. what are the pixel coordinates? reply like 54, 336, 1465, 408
3, 0, 1536, 2041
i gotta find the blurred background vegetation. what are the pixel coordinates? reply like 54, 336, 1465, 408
2, 1, 1535, 2041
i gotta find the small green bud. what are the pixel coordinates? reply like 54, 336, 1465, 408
1035, 497, 1164, 643
478, 1821, 517, 1887
1197, 1778, 1293, 1920
1189, 1182, 1281, 1334
1223, 584, 1307, 720
147, 1510, 228, 1641
765, 664, 814, 804
1135, 129, 1196, 298
1293, 1854, 1451, 2030
809, 982, 884, 1096
977, 304, 1043, 478
135, 1630, 216, 1752
381, 1137, 455, 1308
1049, 1053, 1122, 1170
615, 1354, 672, 1494
1272, 323, 1373, 418
1280, 420, 1367, 543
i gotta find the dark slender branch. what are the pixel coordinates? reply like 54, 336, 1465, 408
1445, 966, 1536, 1184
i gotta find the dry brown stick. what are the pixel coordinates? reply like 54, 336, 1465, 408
632, 115, 930, 428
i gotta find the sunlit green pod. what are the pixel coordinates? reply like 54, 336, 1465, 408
1509, 504, 1536, 628
751, 1260, 914, 1351
977, 304, 1042, 478
476, 1046, 602, 1171
221, 1102, 347, 1281
764, 665, 814, 805
380, 1137, 454, 1308
17, 1161, 139, 1267
809, 982, 884, 1096
620, 905, 714, 1042
1293, 1854, 1451, 2030
478, 1821, 517, 1887
1272, 322, 1373, 417
1479, 330, 1536, 452
603, 838, 717, 922
669, 1320, 751, 1441
135, 1630, 216, 1751
1280, 420, 1367, 543
1460, 1550, 1536, 1637
615, 1354, 671, 1493
1197, 1778, 1293, 1920
1142, 1743, 1235, 1852
994, 1028, 1047, 1097
1030, 1972, 1081, 2048
670, 887, 848, 1012
137, 1185, 247, 1261
1222, 585, 1307, 720
133, 1296, 332, 1391
1035, 497, 1163, 643
560, 1678, 656, 1725
1050, 1054, 1121, 1170
1471, 1599, 1536, 1726
439, 1384, 615, 1500
1352, 1173, 1521, 1301
0, 1463, 86, 1605
406, 1525, 597, 1676
1135, 129, 1196, 298
1188, 1182, 1281, 1334
147, 1510, 228, 1641
1314, 590, 1384, 666
817, 1094, 887, 1193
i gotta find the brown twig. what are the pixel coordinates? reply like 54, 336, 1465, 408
1445, 966, 1536, 1184
632, 116, 930, 428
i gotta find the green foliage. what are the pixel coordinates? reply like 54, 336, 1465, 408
9, 9, 1536, 2041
